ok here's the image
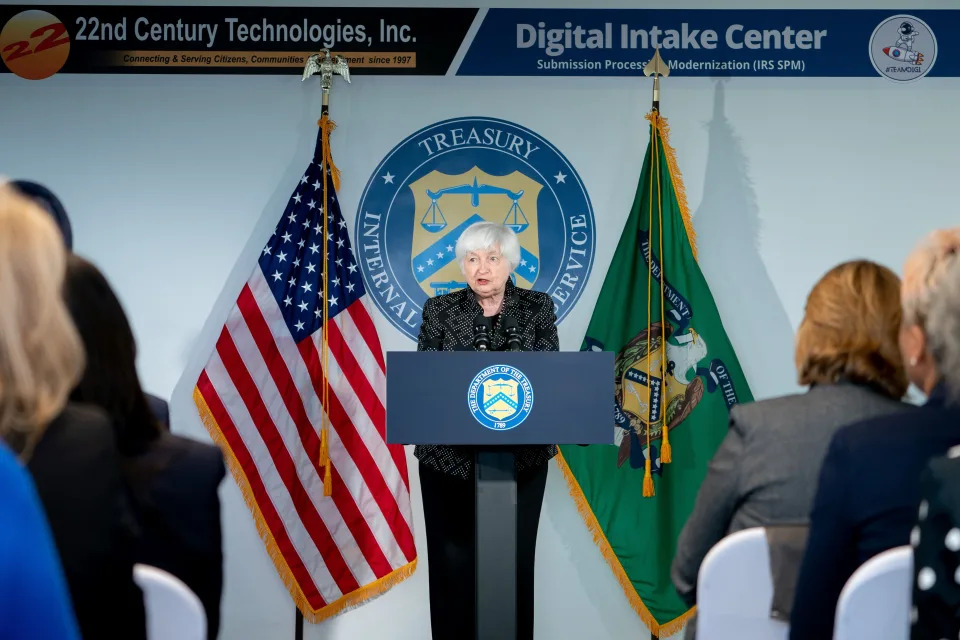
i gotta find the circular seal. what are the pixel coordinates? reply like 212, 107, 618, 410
869, 14, 937, 83
467, 364, 534, 431
355, 116, 596, 340
0, 10, 70, 80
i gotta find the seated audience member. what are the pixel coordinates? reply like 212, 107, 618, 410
671, 260, 911, 638
0, 184, 146, 639
909, 259, 960, 640
790, 228, 960, 640
10, 178, 171, 429
64, 254, 226, 639
911, 452, 960, 640
0, 441, 81, 640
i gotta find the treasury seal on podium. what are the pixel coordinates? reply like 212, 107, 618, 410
467, 364, 534, 431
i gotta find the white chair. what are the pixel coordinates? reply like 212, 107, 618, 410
697, 527, 790, 640
833, 546, 912, 640
133, 563, 207, 640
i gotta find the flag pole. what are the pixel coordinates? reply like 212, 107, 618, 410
641, 48, 674, 497
643, 47, 670, 112
296, 47, 352, 640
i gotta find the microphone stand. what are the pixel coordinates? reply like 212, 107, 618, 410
473, 312, 517, 640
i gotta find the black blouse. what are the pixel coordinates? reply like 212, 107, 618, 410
414, 279, 559, 478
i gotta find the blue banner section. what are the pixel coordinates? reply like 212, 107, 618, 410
458, 9, 958, 78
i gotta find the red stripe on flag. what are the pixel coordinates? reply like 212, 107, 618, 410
216, 327, 361, 595
196, 368, 324, 607
348, 302, 386, 372
298, 338, 418, 562
237, 286, 394, 578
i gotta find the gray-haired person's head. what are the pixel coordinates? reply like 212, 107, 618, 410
926, 257, 960, 404
455, 221, 521, 272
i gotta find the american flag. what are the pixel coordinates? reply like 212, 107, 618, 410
193, 123, 417, 619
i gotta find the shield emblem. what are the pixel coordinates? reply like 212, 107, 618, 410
408, 167, 543, 298
616, 322, 705, 441
481, 377, 521, 421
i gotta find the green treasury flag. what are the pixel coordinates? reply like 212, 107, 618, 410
557, 112, 753, 636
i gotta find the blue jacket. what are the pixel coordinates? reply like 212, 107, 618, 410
0, 442, 80, 639
790, 383, 960, 639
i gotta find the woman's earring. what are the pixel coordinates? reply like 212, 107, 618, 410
909, 356, 919, 367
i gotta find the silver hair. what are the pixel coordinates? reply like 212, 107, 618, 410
926, 257, 960, 405
455, 221, 521, 271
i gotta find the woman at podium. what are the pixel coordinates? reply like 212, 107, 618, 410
415, 221, 558, 640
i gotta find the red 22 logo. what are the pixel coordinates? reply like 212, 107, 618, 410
2, 22, 69, 62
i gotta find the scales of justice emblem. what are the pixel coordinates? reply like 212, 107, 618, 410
408, 168, 543, 296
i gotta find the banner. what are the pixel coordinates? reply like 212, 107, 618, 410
458, 9, 952, 80
2, 6, 959, 80
0, 5, 477, 78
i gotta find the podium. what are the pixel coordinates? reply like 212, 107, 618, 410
386, 351, 613, 640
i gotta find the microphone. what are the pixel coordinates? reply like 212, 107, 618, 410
473, 314, 492, 351
503, 315, 522, 352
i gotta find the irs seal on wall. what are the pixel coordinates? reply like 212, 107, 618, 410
355, 116, 596, 340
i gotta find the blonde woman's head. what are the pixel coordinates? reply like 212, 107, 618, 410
795, 260, 907, 399
0, 183, 84, 456
900, 228, 960, 394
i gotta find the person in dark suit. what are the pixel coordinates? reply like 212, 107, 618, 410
907, 254, 960, 640
146, 393, 171, 429
63, 253, 226, 639
0, 184, 147, 639
790, 228, 960, 640
671, 260, 912, 639
416, 221, 558, 640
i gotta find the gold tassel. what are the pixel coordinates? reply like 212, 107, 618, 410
661, 425, 672, 464
318, 115, 342, 191
320, 426, 332, 496
317, 113, 337, 498
642, 457, 655, 497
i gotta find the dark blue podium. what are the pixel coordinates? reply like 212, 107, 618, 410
386, 351, 613, 640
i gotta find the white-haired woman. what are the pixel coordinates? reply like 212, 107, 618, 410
909, 255, 960, 640
791, 228, 960, 640
416, 221, 558, 640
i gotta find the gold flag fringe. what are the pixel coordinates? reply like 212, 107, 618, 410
194, 387, 417, 622
555, 452, 694, 637
644, 111, 698, 261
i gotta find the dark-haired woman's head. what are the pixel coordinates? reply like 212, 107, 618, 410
63, 254, 159, 454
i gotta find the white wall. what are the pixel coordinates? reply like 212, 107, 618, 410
2, 0, 956, 637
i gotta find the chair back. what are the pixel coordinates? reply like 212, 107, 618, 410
133, 563, 206, 640
697, 527, 790, 640
834, 546, 912, 640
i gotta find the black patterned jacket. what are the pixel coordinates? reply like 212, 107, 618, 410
414, 279, 559, 479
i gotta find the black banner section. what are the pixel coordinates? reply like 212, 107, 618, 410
0, 5, 478, 77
